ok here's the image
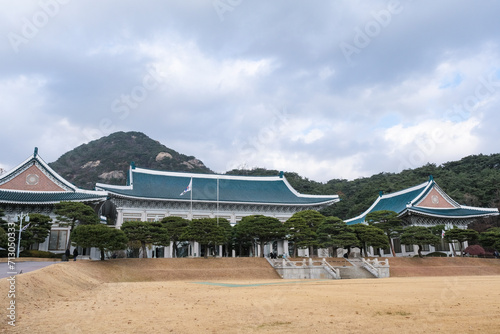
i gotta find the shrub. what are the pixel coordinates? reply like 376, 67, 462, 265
425, 252, 448, 257
20, 250, 61, 258
464, 245, 486, 256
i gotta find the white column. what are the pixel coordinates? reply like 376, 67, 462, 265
116, 209, 124, 228
194, 241, 200, 257
168, 241, 173, 258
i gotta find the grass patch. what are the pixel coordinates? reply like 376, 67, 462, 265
375, 310, 412, 316
257, 321, 292, 328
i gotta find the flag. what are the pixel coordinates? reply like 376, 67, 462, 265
21, 223, 31, 232
180, 178, 192, 196
441, 230, 445, 239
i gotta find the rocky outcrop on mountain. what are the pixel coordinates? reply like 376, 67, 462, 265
49, 131, 212, 189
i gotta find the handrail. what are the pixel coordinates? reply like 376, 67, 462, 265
360, 258, 380, 278
267, 256, 340, 279
321, 258, 340, 279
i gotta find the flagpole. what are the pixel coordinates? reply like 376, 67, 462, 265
217, 177, 219, 226
190, 178, 193, 220
16, 212, 29, 258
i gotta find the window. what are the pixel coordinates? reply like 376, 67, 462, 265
123, 215, 142, 222
393, 238, 402, 253
421, 244, 430, 251
48, 230, 67, 251
434, 240, 450, 251
123, 213, 142, 222
405, 244, 414, 252
147, 215, 164, 222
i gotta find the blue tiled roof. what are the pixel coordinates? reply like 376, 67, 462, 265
365, 186, 425, 214
407, 206, 499, 218
0, 190, 107, 204
345, 179, 499, 225
97, 168, 339, 206
345, 182, 428, 225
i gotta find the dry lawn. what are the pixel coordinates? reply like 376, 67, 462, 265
1, 258, 500, 334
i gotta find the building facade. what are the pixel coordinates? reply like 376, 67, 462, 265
0, 148, 108, 257
96, 163, 340, 257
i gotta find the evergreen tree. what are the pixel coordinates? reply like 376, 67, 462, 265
284, 210, 325, 257
352, 224, 389, 257
72, 224, 128, 260
54, 201, 100, 250
316, 217, 359, 257
161, 216, 189, 258
478, 227, 500, 251
284, 215, 317, 257
400, 226, 440, 258
235, 215, 287, 257
121, 221, 169, 258
0, 212, 52, 251
444, 228, 479, 256
366, 210, 403, 257
182, 218, 230, 258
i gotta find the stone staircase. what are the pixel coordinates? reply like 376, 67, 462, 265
266, 257, 340, 279
338, 263, 376, 279
266, 257, 389, 279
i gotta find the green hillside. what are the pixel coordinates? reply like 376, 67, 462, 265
49, 131, 212, 189
228, 154, 500, 221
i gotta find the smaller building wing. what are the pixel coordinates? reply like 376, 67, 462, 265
345, 176, 499, 225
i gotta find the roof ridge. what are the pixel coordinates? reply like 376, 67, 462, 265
0, 148, 78, 191
133, 166, 284, 181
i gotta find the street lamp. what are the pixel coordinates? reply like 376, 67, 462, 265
16, 212, 30, 258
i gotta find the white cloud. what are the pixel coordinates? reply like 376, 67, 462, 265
134, 39, 276, 98
384, 118, 481, 172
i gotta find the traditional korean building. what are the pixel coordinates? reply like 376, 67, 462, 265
96, 163, 340, 257
0, 148, 108, 255
345, 176, 499, 256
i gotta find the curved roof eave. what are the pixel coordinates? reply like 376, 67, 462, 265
0, 198, 105, 205
404, 207, 500, 219
345, 181, 430, 224
105, 191, 339, 207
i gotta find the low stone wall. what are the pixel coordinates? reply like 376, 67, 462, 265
270, 258, 340, 279
275, 266, 335, 279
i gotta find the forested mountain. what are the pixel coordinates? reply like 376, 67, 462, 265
49, 131, 212, 189
227, 154, 500, 221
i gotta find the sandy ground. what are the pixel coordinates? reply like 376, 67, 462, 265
1, 258, 500, 333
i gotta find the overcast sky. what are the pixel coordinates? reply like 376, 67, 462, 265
1, 1, 499, 182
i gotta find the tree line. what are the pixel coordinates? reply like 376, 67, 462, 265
3, 203, 498, 260
228, 153, 500, 225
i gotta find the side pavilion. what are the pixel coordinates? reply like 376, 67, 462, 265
0, 148, 108, 256
345, 176, 499, 256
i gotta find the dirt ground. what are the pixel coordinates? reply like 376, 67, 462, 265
1, 258, 500, 334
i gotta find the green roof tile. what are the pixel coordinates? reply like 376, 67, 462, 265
97, 168, 339, 206
0, 190, 107, 204
346, 180, 499, 225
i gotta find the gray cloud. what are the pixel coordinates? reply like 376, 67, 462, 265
1, 0, 499, 181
